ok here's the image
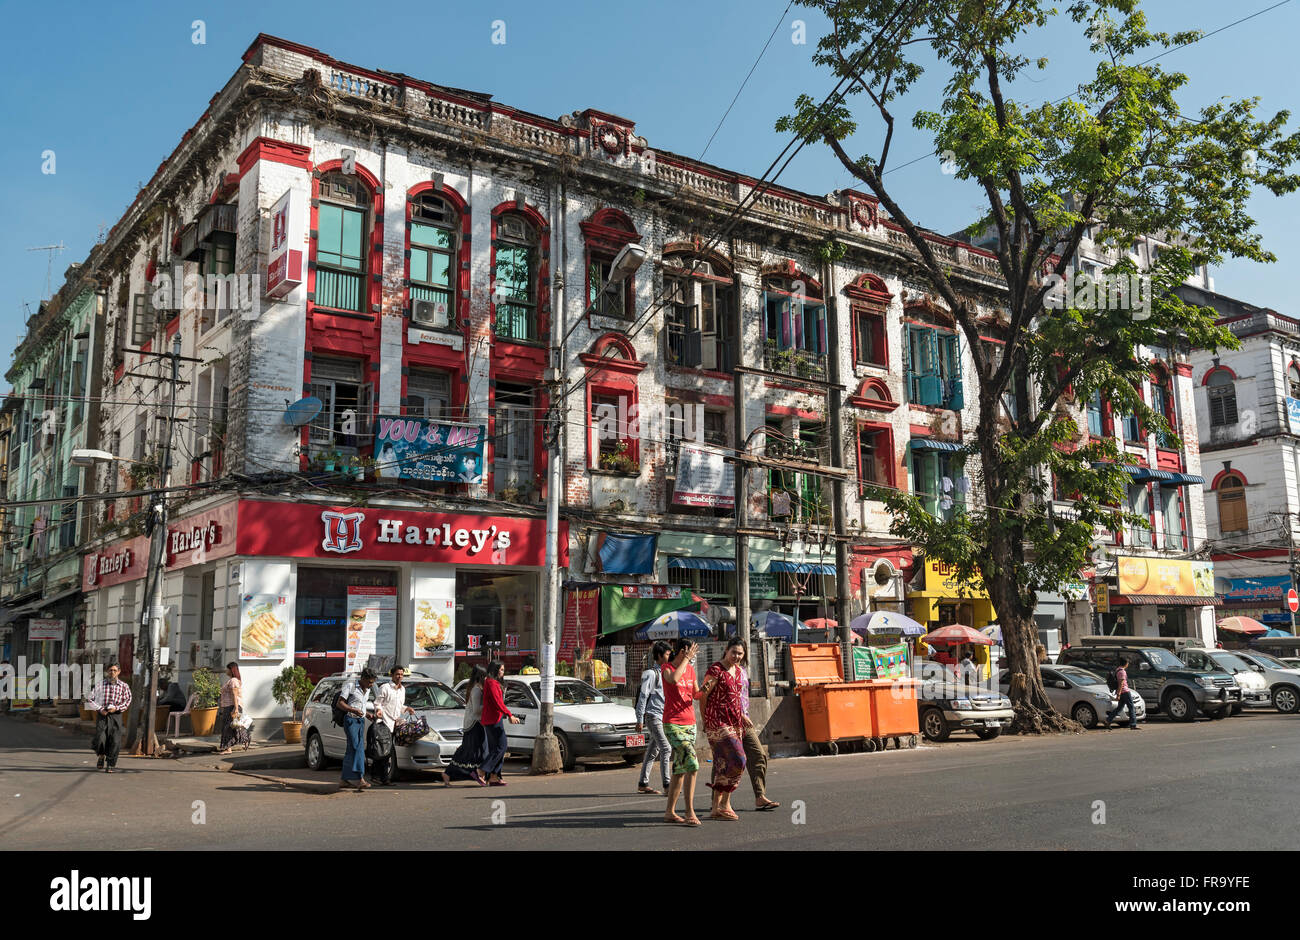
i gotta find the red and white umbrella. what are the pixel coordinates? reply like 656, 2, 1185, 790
1216, 616, 1267, 635
922, 623, 996, 647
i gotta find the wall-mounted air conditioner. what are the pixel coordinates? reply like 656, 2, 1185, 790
411, 298, 449, 329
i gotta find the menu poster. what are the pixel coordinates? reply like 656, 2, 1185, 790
413, 597, 456, 658
239, 594, 289, 659
560, 587, 600, 664
610, 646, 627, 685
346, 586, 397, 674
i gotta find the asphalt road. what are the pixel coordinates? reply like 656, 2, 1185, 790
2, 710, 1298, 850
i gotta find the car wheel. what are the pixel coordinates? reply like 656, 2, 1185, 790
1072, 702, 1099, 729
921, 708, 950, 742
1164, 690, 1195, 722
555, 730, 575, 771
1273, 685, 1300, 714
305, 730, 328, 772
974, 727, 1001, 740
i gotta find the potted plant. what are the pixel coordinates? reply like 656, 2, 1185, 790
189, 667, 221, 736
598, 441, 638, 474
272, 665, 314, 744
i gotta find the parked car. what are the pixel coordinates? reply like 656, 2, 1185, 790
1179, 649, 1270, 712
1057, 645, 1240, 721
915, 661, 1014, 741
454, 674, 645, 770
1280, 658, 1300, 670
301, 674, 466, 775
998, 664, 1145, 728
1224, 649, 1300, 714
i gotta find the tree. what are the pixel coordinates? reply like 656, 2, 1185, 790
779, 0, 1299, 728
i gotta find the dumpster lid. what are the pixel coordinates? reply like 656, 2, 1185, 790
789, 643, 844, 685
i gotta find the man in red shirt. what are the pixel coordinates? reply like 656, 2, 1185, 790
662, 639, 702, 826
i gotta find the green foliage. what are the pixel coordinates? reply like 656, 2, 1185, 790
271, 665, 314, 718
191, 667, 221, 710
785, 0, 1299, 664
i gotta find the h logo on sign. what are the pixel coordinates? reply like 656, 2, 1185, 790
321, 511, 365, 554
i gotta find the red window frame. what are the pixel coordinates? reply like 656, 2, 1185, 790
856, 422, 895, 493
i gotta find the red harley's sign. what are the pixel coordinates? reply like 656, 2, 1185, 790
236, 501, 565, 568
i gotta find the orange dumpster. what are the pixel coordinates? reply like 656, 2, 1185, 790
866, 677, 920, 746
790, 643, 875, 755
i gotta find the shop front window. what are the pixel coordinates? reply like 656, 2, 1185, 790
456, 570, 538, 669
295, 567, 397, 683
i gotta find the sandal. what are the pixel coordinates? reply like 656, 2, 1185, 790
664, 813, 685, 824
638, 786, 662, 795
755, 799, 781, 811
710, 811, 739, 821
684, 816, 702, 827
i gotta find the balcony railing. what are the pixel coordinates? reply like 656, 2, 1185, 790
763, 345, 827, 381
665, 324, 733, 372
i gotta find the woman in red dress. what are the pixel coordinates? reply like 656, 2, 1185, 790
700, 637, 749, 821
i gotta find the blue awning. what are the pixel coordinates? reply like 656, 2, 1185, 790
597, 533, 658, 574
770, 561, 836, 575
1170, 472, 1206, 487
668, 557, 749, 571
909, 439, 964, 452
1122, 465, 1176, 483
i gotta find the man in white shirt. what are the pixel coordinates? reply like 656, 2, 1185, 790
370, 666, 415, 785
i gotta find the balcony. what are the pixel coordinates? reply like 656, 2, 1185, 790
664, 323, 733, 372
763, 345, 827, 381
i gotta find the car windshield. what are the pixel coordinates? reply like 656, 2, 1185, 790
1209, 653, 1254, 673
546, 680, 607, 705
403, 682, 464, 710
1247, 651, 1292, 670
1144, 648, 1191, 670
1056, 666, 1105, 685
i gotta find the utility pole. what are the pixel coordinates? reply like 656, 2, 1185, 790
733, 271, 750, 650
823, 263, 852, 648
140, 335, 183, 755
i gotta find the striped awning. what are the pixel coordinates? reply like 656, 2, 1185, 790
668, 557, 747, 571
770, 561, 836, 575
909, 439, 964, 452
1123, 465, 1176, 483
1115, 594, 1211, 607
1169, 472, 1206, 487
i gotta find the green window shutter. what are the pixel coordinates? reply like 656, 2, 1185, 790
948, 331, 965, 411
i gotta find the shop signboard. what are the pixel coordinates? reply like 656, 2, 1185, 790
1060, 582, 1089, 601
1095, 583, 1109, 613
412, 597, 456, 658
27, 619, 65, 642
672, 444, 735, 508
346, 586, 396, 674
1288, 397, 1300, 436
82, 536, 150, 592
560, 588, 600, 664
749, 573, 779, 600
922, 559, 987, 598
239, 593, 289, 659
237, 501, 562, 567
374, 417, 486, 484
610, 646, 627, 685
266, 189, 305, 299
1219, 575, 1291, 604
1116, 556, 1214, 597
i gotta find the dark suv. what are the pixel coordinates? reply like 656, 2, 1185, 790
1057, 645, 1240, 721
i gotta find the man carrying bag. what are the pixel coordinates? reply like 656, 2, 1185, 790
87, 662, 132, 773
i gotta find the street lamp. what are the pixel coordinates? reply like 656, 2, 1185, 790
532, 241, 647, 775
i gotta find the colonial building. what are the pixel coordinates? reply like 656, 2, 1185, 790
1181, 284, 1300, 629
29, 34, 1023, 731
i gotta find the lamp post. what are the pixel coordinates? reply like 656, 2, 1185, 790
532, 241, 646, 774
72, 333, 183, 755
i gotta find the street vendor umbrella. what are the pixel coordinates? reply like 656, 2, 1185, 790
633, 610, 713, 642
803, 618, 838, 630
752, 609, 803, 640
1216, 616, 1267, 635
849, 610, 928, 637
980, 624, 1003, 645
1259, 628, 1292, 638
922, 623, 996, 647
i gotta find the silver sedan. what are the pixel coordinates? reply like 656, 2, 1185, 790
999, 665, 1145, 728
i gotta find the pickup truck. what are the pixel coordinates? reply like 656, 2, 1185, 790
915, 661, 1014, 741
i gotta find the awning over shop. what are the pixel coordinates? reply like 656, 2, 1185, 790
1116, 594, 1211, 607
1092, 463, 1203, 486
599, 585, 697, 635
1169, 472, 1205, 487
909, 439, 964, 452
770, 561, 836, 575
596, 533, 659, 575
668, 557, 749, 571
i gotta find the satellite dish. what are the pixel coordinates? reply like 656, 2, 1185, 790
283, 396, 323, 427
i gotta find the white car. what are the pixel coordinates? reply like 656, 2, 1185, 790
1180, 649, 1270, 712
999, 664, 1146, 728
1230, 650, 1300, 714
456, 675, 646, 771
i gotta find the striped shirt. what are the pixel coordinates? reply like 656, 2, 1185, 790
90, 679, 132, 711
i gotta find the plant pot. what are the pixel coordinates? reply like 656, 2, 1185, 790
282, 720, 302, 744
189, 706, 218, 737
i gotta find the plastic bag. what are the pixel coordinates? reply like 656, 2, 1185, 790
393, 715, 429, 748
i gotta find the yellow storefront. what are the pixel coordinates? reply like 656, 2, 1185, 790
908, 559, 997, 628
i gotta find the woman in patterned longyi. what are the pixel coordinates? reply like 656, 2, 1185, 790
699, 637, 749, 822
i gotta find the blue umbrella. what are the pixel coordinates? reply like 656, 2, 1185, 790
1260, 628, 1293, 638
752, 610, 803, 640
634, 610, 713, 642
849, 610, 928, 637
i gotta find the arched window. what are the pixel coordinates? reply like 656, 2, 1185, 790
1289, 363, 1300, 400
315, 172, 370, 313
493, 212, 539, 341
1206, 370, 1237, 427
582, 209, 639, 321
408, 192, 457, 327
1217, 473, 1248, 533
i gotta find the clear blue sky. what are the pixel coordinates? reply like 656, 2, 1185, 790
2, 0, 1296, 379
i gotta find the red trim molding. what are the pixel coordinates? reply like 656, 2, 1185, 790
1202, 365, 1238, 385
848, 377, 900, 412
237, 137, 312, 178
1211, 468, 1248, 489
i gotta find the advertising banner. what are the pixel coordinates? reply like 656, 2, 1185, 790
749, 573, 779, 600
560, 588, 600, 663
611, 646, 627, 685
239, 593, 289, 659
852, 642, 908, 680
672, 444, 735, 508
1219, 575, 1291, 604
1287, 397, 1300, 436
374, 417, 485, 483
1116, 556, 1214, 597
345, 586, 397, 674
412, 597, 456, 658
27, 619, 65, 642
